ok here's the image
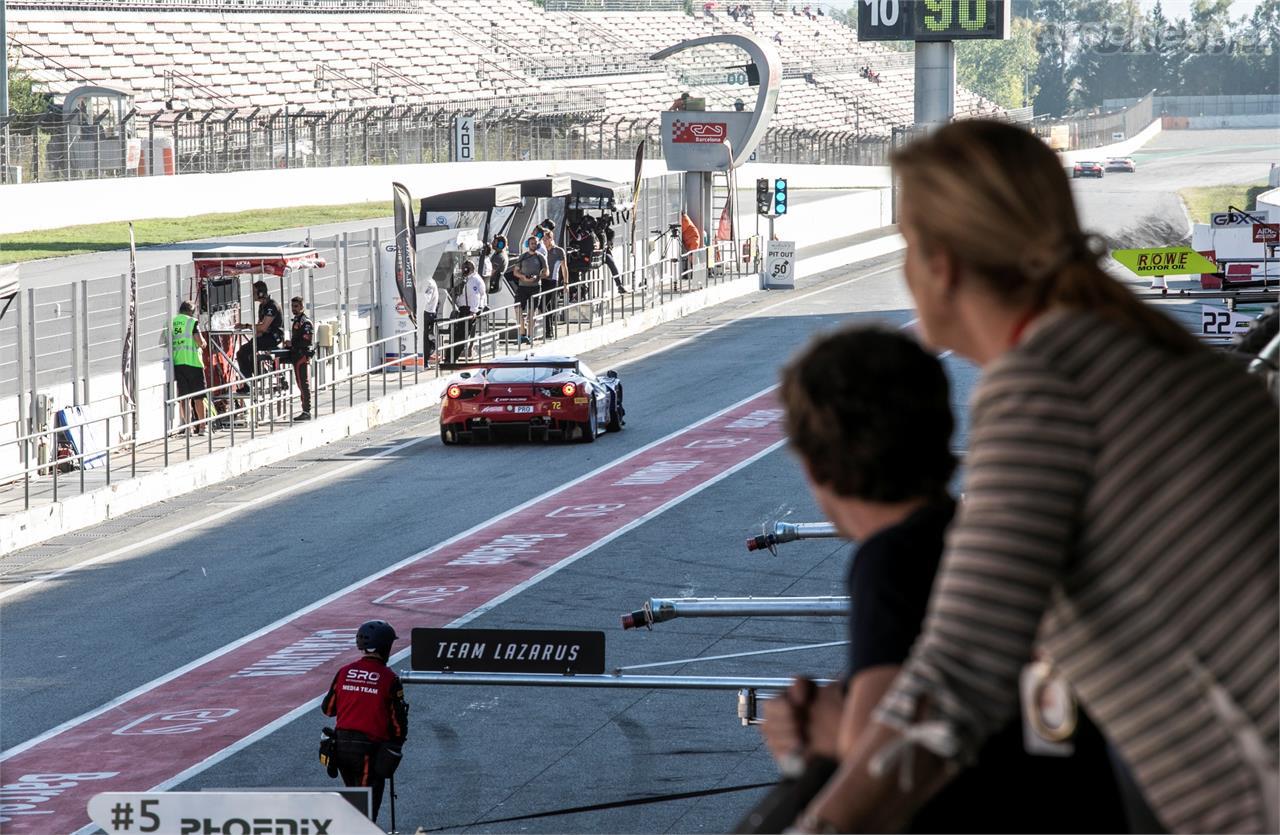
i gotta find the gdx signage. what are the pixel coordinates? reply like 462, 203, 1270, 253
858, 0, 1010, 40
411, 628, 606, 674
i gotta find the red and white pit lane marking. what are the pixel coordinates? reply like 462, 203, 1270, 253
0, 387, 787, 833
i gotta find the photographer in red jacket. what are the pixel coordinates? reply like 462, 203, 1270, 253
322, 620, 408, 822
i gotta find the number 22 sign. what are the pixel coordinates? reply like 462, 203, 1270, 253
1200, 304, 1253, 337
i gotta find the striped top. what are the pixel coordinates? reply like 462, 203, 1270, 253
876, 310, 1280, 833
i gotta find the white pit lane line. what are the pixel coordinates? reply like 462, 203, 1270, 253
0, 258, 904, 603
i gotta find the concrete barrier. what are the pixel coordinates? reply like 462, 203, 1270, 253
1260, 186, 1280, 217
1060, 119, 1163, 165
0, 160, 893, 235
0, 230, 903, 555
1183, 114, 1280, 130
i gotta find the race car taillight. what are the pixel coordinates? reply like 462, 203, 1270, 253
447, 385, 462, 399
561, 382, 577, 397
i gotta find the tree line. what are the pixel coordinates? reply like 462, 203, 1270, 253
833, 0, 1278, 117
1029, 0, 1279, 115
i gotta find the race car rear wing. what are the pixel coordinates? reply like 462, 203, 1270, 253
438, 360, 579, 371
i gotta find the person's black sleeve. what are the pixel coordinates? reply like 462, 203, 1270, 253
389, 673, 409, 744
847, 539, 936, 678
321, 671, 340, 717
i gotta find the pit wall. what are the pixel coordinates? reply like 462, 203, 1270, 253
1059, 118, 1163, 165
0, 159, 893, 236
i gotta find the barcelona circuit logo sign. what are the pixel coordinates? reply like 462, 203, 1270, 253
672, 120, 728, 144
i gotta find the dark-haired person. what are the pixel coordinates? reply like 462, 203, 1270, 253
456, 259, 488, 359
513, 237, 547, 347
792, 121, 1279, 834
170, 301, 208, 433
567, 218, 596, 302
594, 213, 627, 294
322, 620, 409, 823
542, 231, 568, 339
235, 280, 283, 391
761, 326, 1127, 834
486, 235, 509, 295
281, 295, 313, 421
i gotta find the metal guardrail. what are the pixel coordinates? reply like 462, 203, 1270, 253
400, 670, 828, 691
3, 408, 137, 510
1033, 90, 1156, 151
1, 102, 896, 184
85, 237, 762, 490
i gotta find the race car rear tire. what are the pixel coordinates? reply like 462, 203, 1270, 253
440, 424, 458, 445
580, 398, 598, 443
606, 386, 625, 432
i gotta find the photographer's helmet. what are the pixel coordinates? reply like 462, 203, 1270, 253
356, 620, 398, 657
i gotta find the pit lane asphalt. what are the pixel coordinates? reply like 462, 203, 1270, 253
4, 128, 1272, 833
0, 249, 983, 833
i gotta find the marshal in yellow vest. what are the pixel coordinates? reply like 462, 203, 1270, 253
171, 314, 203, 369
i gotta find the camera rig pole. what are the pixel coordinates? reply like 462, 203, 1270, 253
621, 596, 850, 630
399, 671, 837, 727
746, 521, 841, 554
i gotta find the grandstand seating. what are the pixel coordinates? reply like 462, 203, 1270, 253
6, 0, 998, 138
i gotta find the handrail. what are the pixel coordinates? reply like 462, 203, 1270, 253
5, 407, 135, 447
1, 407, 138, 509
5, 234, 762, 513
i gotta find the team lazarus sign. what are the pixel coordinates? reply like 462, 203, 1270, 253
411, 628, 606, 674
1112, 246, 1218, 277
858, 0, 1009, 41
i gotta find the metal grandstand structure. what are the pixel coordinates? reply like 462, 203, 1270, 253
5, 0, 417, 11
544, 0, 684, 9
0, 0, 1016, 182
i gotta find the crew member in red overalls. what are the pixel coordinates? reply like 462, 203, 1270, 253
322, 620, 408, 821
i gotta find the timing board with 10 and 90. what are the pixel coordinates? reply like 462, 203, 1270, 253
857, 0, 1010, 41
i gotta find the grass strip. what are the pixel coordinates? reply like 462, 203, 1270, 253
0, 201, 394, 265
1178, 181, 1270, 225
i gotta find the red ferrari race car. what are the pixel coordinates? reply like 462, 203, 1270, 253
439, 356, 625, 444
1072, 160, 1104, 178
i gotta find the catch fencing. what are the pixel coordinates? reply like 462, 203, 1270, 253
1, 103, 896, 184
1104, 94, 1280, 117
1032, 90, 1155, 150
